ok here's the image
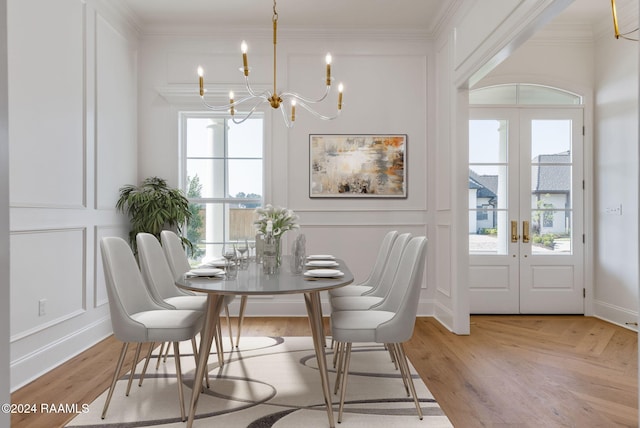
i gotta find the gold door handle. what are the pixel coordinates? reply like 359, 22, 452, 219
511, 220, 519, 243
522, 220, 530, 243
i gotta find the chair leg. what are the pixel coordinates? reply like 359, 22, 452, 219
389, 344, 409, 395
101, 342, 128, 419
224, 304, 234, 348
215, 322, 225, 367
163, 341, 170, 362
337, 342, 352, 423
332, 340, 341, 369
235, 295, 248, 348
387, 343, 399, 370
138, 342, 155, 387
173, 342, 187, 422
126, 343, 142, 396
333, 342, 344, 395
396, 343, 423, 420
155, 342, 166, 369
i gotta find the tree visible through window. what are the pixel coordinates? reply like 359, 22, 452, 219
181, 114, 263, 264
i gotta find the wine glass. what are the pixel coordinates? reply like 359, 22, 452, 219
222, 244, 235, 264
248, 239, 256, 261
236, 240, 249, 270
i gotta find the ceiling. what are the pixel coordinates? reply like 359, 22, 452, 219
116, 0, 619, 35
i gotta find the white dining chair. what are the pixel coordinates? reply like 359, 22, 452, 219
137, 232, 226, 368
100, 236, 204, 422
328, 230, 398, 298
160, 230, 239, 348
329, 232, 411, 312
330, 236, 427, 423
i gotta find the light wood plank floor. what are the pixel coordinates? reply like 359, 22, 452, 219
11, 316, 638, 428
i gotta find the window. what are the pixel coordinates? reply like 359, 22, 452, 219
181, 113, 263, 263
476, 207, 488, 221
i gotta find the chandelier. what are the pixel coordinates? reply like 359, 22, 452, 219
611, 0, 638, 41
197, 0, 344, 128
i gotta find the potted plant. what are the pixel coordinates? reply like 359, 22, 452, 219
116, 176, 193, 254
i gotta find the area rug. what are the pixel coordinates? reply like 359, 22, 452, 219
66, 336, 453, 427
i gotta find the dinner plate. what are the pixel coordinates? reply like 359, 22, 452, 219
306, 260, 339, 267
187, 268, 225, 277
199, 260, 229, 268
306, 254, 336, 260
304, 269, 344, 278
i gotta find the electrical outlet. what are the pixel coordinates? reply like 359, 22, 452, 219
38, 299, 46, 316
605, 204, 622, 215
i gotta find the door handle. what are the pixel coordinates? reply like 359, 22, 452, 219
522, 220, 530, 243
511, 220, 519, 243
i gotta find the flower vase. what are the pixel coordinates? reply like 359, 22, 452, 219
274, 235, 282, 268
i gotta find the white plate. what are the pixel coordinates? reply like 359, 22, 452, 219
304, 269, 344, 278
306, 260, 339, 267
187, 268, 225, 277
199, 260, 231, 268
306, 254, 336, 260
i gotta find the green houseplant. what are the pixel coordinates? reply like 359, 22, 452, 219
116, 176, 193, 254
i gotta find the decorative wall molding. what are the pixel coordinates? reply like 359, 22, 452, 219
10, 316, 112, 392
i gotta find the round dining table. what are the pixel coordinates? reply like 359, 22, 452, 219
176, 256, 354, 428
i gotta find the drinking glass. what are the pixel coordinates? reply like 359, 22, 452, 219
236, 240, 249, 270
221, 244, 238, 279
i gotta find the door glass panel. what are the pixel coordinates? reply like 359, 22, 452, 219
531, 120, 571, 157
469, 165, 507, 210
530, 210, 571, 254
469, 120, 508, 163
530, 120, 573, 255
469, 119, 509, 255
469, 210, 508, 254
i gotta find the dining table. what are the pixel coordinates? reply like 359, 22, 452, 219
176, 255, 354, 428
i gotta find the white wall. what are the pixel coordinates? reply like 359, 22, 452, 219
137, 30, 434, 316
0, 0, 10, 422
7, 0, 138, 390
593, 2, 639, 328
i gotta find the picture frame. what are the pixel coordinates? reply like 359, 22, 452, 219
309, 134, 407, 198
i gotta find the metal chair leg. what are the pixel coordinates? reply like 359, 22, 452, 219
396, 343, 423, 420
337, 342, 352, 423
235, 295, 248, 348
138, 342, 155, 387
224, 304, 234, 348
173, 342, 187, 422
155, 342, 166, 369
126, 343, 142, 396
101, 342, 128, 419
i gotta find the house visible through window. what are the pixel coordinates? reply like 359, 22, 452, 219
181, 113, 263, 264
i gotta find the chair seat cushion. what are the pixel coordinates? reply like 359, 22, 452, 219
164, 295, 207, 311
329, 285, 372, 298
330, 295, 383, 311
331, 310, 395, 343
131, 310, 203, 342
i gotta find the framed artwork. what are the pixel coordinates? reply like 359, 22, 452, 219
309, 134, 407, 198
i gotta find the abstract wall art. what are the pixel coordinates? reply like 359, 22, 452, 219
309, 134, 407, 198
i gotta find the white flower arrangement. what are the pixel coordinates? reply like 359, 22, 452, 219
254, 204, 299, 237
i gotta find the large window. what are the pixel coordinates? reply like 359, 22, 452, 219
181, 113, 263, 263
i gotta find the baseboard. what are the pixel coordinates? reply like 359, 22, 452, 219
10, 316, 112, 392
593, 299, 638, 332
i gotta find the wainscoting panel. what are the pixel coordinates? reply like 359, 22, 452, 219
95, 11, 138, 210
10, 228, 86, 341
8, 0, 85, 208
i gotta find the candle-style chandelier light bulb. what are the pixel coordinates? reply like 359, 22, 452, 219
196, 0, 344, 128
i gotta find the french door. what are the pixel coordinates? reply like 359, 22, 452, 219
469, 108, 584, 314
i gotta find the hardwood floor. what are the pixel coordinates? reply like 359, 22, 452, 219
11, 316, 638, 428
